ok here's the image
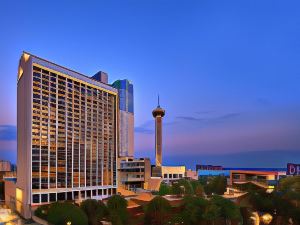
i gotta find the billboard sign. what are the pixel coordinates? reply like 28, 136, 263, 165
287, 163, 300, 175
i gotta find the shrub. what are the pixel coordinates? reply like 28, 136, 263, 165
34, 204, 49, 220
47, 202, 88, 225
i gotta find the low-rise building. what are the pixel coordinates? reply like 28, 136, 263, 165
229, 169, 286, 191
161, 166, 186, 183
196, 164, 223, 171
185, 169, 198, 180
0, 160, 11, 172
118, 157, 151, 191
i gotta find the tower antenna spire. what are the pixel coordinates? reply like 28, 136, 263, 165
158, 94, 160, 107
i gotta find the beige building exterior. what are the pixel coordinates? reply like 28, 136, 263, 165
161, 166, 186, 183
118, 157, 151, 191
17, 52, 119, 218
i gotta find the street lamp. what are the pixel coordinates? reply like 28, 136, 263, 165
67, 221, 71, 225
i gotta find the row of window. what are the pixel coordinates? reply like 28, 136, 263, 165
32, 188, 117, 204
163, 174, 184, 179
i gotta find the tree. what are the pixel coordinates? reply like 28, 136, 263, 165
210, 195, 242, 225
171, 182, 184, 196
80, 199, 108, 225
180, 196, 208, 225
279, 176, 300, 206
203, 202, 221, 225
248, 190, 300, 225
248, 191, 275, 212
178, 179, 194, 195
158, 183, 171, 196
144, 196, 171, 225
205, 176, 227, 195
47, 202, 88, 225
107, 195, 128, 225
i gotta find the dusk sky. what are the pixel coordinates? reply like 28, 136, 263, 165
1, 1, 300, 169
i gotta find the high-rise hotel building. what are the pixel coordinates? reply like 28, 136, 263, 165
17, 52, 118, 218
112, 80, 134, 158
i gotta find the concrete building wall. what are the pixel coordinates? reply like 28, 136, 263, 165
119, 111, 134, 157
155, 116, 162, 167
4, 180, 16, 210
161, 166, 186, 183
17, 53, 33, 218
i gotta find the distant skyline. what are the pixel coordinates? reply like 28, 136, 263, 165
1, 1, 300, 167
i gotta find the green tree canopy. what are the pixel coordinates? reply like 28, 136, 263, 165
171, 182, 184, 196
144, 196, 172, 225
180, 196, 208, 225
279, 176, 300, 202
203, 202, 221, 225
158, 183, 171, 196
80, 199, 108, 225
205, 176, 227, 195
190, 180, 205, 197
47, 202, 88, 225
107, 195, 128, 225
177, 179, 194, 195
210, 195, 242, 224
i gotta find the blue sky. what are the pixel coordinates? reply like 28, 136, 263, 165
0, 0, 300, 168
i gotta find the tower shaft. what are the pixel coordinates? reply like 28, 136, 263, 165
155, 115, 163, 167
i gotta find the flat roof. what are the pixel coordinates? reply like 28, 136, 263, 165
230, 170, 279, 175
23, 51, 117, 93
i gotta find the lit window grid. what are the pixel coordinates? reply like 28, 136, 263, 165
31, 64, 117, 203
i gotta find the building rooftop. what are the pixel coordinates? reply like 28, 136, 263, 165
22, 51, 117, 93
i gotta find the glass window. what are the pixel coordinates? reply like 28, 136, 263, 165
32, 194, 39, 203
41, 194, 48, 203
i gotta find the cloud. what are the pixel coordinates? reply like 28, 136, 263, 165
135, 120, 154, 134
195, 110, 215, 115
215, 112, 241, 120
176, 116, 203, 122
0, 125, 16, 141
176, 112, 241, 124
135, 126, 154, 134
256, 98, 272, 106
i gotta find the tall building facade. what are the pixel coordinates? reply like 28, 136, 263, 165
112, 80, 134, 157
152, 97, 165, 167
17, 52, 118, 218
